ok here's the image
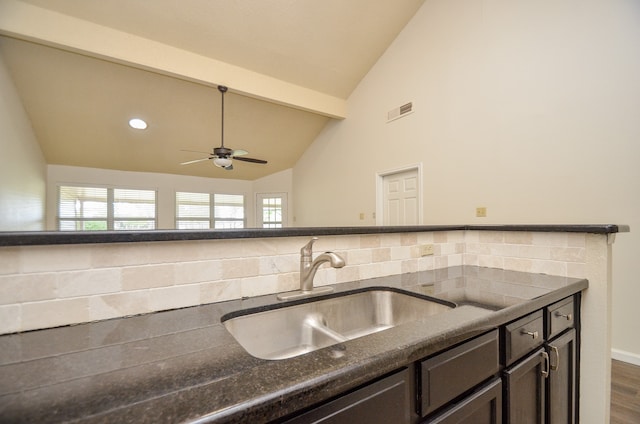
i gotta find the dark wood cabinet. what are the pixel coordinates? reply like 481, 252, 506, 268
504, 348, 548, 424
281, 368, 411, 424
503, 295, 578, 424
503, 310, 545, 367
419, 330, 500, 417
281, 295, 579, 424
425, 379, 502, 424
547, 329, 577, 424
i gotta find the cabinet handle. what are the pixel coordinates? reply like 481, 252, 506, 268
541, 351, 550, 378
550, 345, 560, 371
555, 311, 573, 321
521, 329, 539, 339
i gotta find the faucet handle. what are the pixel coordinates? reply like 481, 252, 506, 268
301, 237, 319, 256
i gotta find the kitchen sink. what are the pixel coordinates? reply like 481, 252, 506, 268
222, 288, 455, 360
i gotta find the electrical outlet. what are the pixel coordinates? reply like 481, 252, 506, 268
419, 244, 434, 256
359, 212, 365, 220
476, 207, 487, 218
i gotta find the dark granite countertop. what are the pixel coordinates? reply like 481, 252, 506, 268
0, 266, 588, 423
0, 224, 628, 246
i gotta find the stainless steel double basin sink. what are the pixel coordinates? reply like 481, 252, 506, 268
222, 288, 455, 360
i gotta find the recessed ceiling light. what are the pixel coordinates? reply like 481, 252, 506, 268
128, 118, 147, 130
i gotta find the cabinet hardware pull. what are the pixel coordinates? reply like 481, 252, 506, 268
555, 311, 573, 321
550, 345, 560, 371
541, 351, 550, 378
521, 330, 539, 339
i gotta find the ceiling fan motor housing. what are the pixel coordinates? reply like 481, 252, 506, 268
213, 146, 233, 158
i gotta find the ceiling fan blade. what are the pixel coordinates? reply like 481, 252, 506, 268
180, 157, 211, 165
231, 149, 248, 156
234, 156, 268, 164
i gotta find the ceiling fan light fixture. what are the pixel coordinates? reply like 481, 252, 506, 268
213, 157, 232, 168
128, 118, 147, 130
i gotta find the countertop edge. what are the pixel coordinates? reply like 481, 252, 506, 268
0, 224, 628, 246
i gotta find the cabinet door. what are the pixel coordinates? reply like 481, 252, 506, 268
547, 329, 576, 424
425, 379, 502, 424
281, 368, 410, 424
504, 348, 548, 424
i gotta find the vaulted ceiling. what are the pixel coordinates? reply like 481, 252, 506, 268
0, 0, 425, 180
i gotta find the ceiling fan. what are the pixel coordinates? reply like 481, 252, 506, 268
180, 85, 268, 171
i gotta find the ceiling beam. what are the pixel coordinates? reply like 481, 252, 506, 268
0, 0, 347, 119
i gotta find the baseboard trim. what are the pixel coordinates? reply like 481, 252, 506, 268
612, 348, 640, 367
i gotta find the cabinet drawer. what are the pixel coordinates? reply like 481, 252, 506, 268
283, 368, 411, 424
419, 330, 499, 417
425, 378, 502, 424
547, 296, 575, 339
504, 310, 544, 366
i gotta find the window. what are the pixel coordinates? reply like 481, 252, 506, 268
58, 186, 156, 231
256, 193, 287, 228
58, 186, 108, 231
213, 194, 245, 228
113, 189, 156, 230
176, 192, 245, 229
176, 192, 210, 229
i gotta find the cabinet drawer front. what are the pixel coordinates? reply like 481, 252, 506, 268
504, 310, 544, 366
426, 378, 502, 424
420, 330, 499, 417
547, 297, 575, 339
283, 368, 411, 424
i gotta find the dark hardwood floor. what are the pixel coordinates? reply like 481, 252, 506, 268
611, 359, 640, 424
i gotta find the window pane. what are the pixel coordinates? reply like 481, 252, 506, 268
213, 194, 244, 228
176, 220, 210, 230
176, 192, 210, 219
261, 196, 283, 228
59, 186, 107, 218
59, 219, 108, 231
114, 189, 156, 219
114, 220, 156, 230
214, 220, 245, 229
263, 223, 283, 229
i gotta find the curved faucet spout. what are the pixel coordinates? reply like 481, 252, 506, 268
278, 237, 347, 300
301, 251, 345, 292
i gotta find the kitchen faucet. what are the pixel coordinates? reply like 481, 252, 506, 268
277, 237, 345, 300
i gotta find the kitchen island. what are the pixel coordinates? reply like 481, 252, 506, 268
0, 266, 587, 423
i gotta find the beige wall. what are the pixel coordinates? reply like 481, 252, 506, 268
294, 0, 640, 361
0, 53, 46, 231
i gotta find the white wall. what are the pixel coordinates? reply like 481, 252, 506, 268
0, 53, 46, 230
47, 165, 294, 229
294, 0, 640, 359
253, 168, 294, 226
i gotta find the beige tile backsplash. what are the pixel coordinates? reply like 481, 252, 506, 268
0, 230, 590, 334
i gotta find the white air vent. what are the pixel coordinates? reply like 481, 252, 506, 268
387, 102, 414, 122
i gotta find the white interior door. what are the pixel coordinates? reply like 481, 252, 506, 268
256, 193, 287, 228
382, 168, 420, 225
